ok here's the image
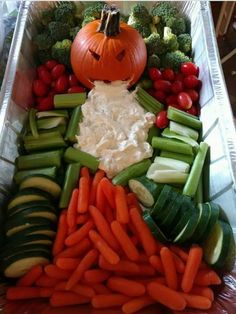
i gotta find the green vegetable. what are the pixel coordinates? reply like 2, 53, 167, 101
65, 106, 83, 143
160, 150, 194, 164
147, 169, 188, 185
34, 32, 54, 51
167, 106, 202, 130
190, 203, 211, 243
48, 21, 70, 42
161, 194, 183, 230
36, 110, 69, 119
151, 2, 178, 24
152, 156, 190, 172
37, 117, 67, 130
143, 212, 169, 243
166, 17, 187, 35
203, 146, 211, 202
51, 39, 72, 68
152, 137, 194, 156
163, 26, 179, 52
14, 167, 57, 185
144, 33, 166, 56
151, 185, 173, 220
29, 108, 38, 138
24, 133, 66, 152
147, 54, 161, 68
40, 7, 55, 26
200, 202, 220, 241
129, 3, 152, 24
131, 22, 151, 38
178, 33, 192, 54
7, 225, 56, 240
169, 121, 199, 141
83, 2, 104, 20
162, 50, 191, 71
2, 234, 53, 250
54, 2, 76, 26
64, 147, 99, 172
147, 125, 160, 144
8, 206, 57, 223
8, 200, 55, 218
54, 93, 86, 108
82, 16, 96, 27
162, 128, 199, 150
136, 87, 164, 114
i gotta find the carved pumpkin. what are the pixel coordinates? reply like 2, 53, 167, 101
71, 6, 147, 89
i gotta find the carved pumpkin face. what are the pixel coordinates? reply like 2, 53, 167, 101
71, 20, 147, 89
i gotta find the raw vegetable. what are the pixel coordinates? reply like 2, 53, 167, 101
162, 128, 199, 150
36, 117, 67, 130
152, 156, 190, 172
152, 137, 193, 156
160, 150, 194, 164
14, 167, 57, 185
169, 121, 199, 141
36, 110, 69, 119
64, 147, 99, 172
24, 132, 66, 152
29, 109, 39, 138
54, 93, 86, 108
136, 87, 164, 115
147, 169, 188, 184
65, 106, 83, 142
167, 106, 202, 130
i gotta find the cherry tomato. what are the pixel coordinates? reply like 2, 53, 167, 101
181, 62, 199, 76
177, 92, 192, 110
156, 111, 169, 129
51, 64, 66, 80
33, 79, 48, 97
45, 60, 58, 70
37, 65, 47, 76
55, 74, 69, 93
68, 74, 79, 87
166, 94, 178, 105
153, 80, 171, 93
183, 75, 199, 89
162, 68, 175, 81
175, 72, 184, 82
171, 80, 183, 94
36, 95, 54, 111
38, 69, 52, 85
185, 89, 199, 102
153, 90, 166, 103
148, 68, 162, 81
187, 105, 198, 116
68, 86, 85, 93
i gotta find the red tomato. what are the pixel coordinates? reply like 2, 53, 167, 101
162, 68, 175, 81
156, 111, 169, 129
45, 60, 58, 70
187, 105, 198, 116
153, 90, 166, 103
36, 95, 54, 111
33, 79, 48, 97
181, 62, 199, 76
167, 103, 182, 110
51, 64, 66, 80
171, 80, 183, 94
185, 89, 199, 102
55, 75, 69, 93
38, 69, 52, 85
175, 72, 184, 82
153, 80, 171, 93
37, 65, 47, 76
183, 75, 199, 89
148, 68, 162, 81
68, 86, 85, 93
69, 74, 79, 87
177, 92, 192, 110
166, 94, 178, 105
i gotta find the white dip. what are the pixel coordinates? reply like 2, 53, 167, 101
75, 81, 155, 178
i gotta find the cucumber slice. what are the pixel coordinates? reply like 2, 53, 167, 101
9, 207, 57, 222
14, 167, 57, 185
128, 176, 163, 207
36, 110, 69, 119
143, 212, 168, 244
160, 194, 183, 230
158, 191, 178, 224
200, 202, 220, 242
7, 225, 56, 240
7, 200, 54, 217
1, 243, 51, 260
151, 185, 173, 220
4, 234, 53, 248
190, 203, 211, 242
19, 175, 61, 199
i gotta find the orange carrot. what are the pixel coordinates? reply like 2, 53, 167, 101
194, 270, 222, 286
160, 247, 178, 290
111, 221, 140, 261
44, 264, 72, 280
191, 286, 214, 302
65, 219, 94, 247
67, 188, 79, 229
56, 257, 80, 270
50, 291, 90, 307
39, 287, 54, 298
147, 282, 186, 311
80, 166, 90, 180
6, 287, 41, 300
96, 180, 106, 213
180, 293, 212, 309
52, 212, 68, 256
170, 245, 188, 262
99, 255, 140, 274
91, 294, 130, 309
66, 249, 98, 290
104, 203, 115, 223
89, 169, 105, 205
57, 237, 91, 259
89, 230, 120, 265
90, 283, 111, 295
130, 236, 139, 246
149, 255, 164, 274
35, 275, 60, 287
172, 252, 185, 274
126, 193, 142, 212
100, 177, 116, 209
138, 254, 148, 263
83, 269, 111, 284
55, 281, 95, 298
89, 205, 120, 251
122, 296, 155, 314
107, 276, 146, 297
134, 277, 165, 285
76, 214, 89, 225
181, 245, 203, 293
130, 207, 156, 256
115, 185, 129, 224
68, 225, 77, 235
77, 176, 90, 213
138, 264, 156, 277
16, 265, 43, 286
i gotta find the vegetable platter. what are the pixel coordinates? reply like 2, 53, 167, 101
0, 1, 236, 314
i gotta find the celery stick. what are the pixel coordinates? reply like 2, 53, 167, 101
203, 146, 210, 202
169, 121, 199, 141
136, 95, 155, 114
152, 137, 193, 155
147, 169, 188, 184
38, 125, 67, 136
195, 174, 203, 204
137, 87, 163, 113
147, 125, 160, 144
24, 131, 62, 142
65, 106, 83, 143
183, 142, 209, 197
14, 167, 57, 185
167, 106, 202, 130
162, 128, 199, 151
160, 150, 194, 164
24, 136, 66, 152
64, 147, 99, 172
153, 157, 190, 173
54, 93, 86, 108
29, 108, 38, 138
37, 117, 67, 130
36, 110, 69, 119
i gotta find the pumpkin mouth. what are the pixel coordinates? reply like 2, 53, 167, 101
89, 78, 130, 84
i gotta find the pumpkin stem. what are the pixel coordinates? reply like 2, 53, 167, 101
98, 5, 120, 37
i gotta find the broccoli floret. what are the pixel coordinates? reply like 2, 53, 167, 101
34, 32, 54, 50
70, 26, 81, 40
51, 39, 72, 68
83, 2, 104, 20
162, 50, 191, 71
41, 8, 55, 26
82, 16, 96, 27
163, 26, 179, 52
132, 22, 151, 38
120, 14, 129, 23
148, 54, 161, 68
144, 33, 166, 56
48, 21, 70, 42
37, 49, 52, 65
166, 17, 186, 35
151, 2, 178, 24
54, 2, 76, 27
129, 3, 152, 24
178, 33, 192, 54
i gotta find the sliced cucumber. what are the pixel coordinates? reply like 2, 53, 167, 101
1, 243, 51, 261
7, 225, 56, 240
19, 175, 61, 199
9, 207, 57, 222
4, 234, 53, 248
158, 191, 178, 223
190, 203, 211, 242
36, 110, 69, 119
151, 185, 173, 220
143, 212, 168, 244
14, 167, 57, 185
160, 194, 183, 230
200, 202, 220, 242
7, 200, 54, 217
128, 176, 163, 207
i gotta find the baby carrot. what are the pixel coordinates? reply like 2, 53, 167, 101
57, 237, 91, 259
180, 293, 212, 309
77, 176, 90, 213
52, 212, 68, 256
191, 286, 214, 302
36, 275, 59, 287
122, 296, 155, 314
7, 287, 41, 300
126, 193, 142, 212
50, 291, 90, 307
89, 169, 105, 205
77, 214, 89, 225
90, 283, 111, 295
107, 276, 146, 297
89, 205, 120, 251
115, 185, 129, 224
99, 255, 140, 274
181, 245, 203, 293
130, 236, 139, 246
55, 281, 95, 298
160, 247, 178, 290
80, 166, 90, 181
65, 219, 94, 247
130, 207, 156, 256
96, 180, 106, 213
66, 249, 98, 290
91, 294, 130, 309
83, 269, 111, 284
105, 203, 115, 223
44, 264, 72, 280
111, 220, 140, 261
138, 264, 156, 277
68, 225, 77, 235
89, 230, 120, 265
67, 188, 79, 229
172, 252, 185, 274
170, 245, 188, 262
39, 287, 54, 298
194, 270, 222, 286
149, 255, 164, 274
16, 265, 43, 286
100, 177, 116, 209
56, 257, 80, 270
147, 282, 186, 311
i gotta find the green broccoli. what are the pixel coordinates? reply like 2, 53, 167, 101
41, 7, 55, 26
83, 2, 104, 20
51, 39, 72, 68
151, 2, 178, 24
132, 21, 151, 38
144, 33, 166, 56
70, 26, 81, 40
166, 17, 186, 35
162, 50, 191, 71
48, 21, 70, 42
163, 27, 179, 52
128, 3, 152, 25
177, 33, 192, 54
34, 32, 54, 50
82, 16, 96, 27
148, 54, 161, 68
120, 14, 129, 23
37, 49, 52, 65
54, 2, 76, 27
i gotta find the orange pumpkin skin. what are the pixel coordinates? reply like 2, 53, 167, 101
71, 20, 147, 89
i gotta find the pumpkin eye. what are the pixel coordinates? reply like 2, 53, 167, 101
89, 49, 100, 61
116, 49, 126, 61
